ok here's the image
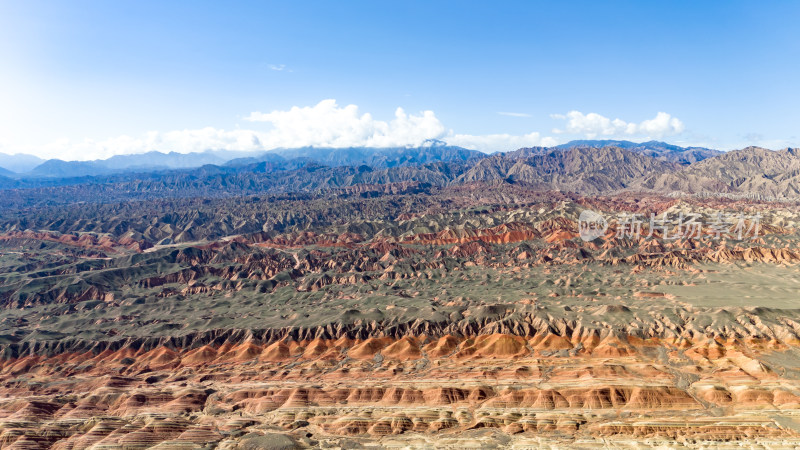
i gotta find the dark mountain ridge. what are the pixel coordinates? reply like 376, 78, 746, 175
225, 141, 486, 169
22, 149, 264, 179
459, 146, 679, 194
14, 142, 484, 179
555, 139, 722, 165
3, 142, 800, 210
634, 146, 800, 198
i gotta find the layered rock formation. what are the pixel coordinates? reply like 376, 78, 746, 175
1, 190, 800, 447
4, 328, 800, 448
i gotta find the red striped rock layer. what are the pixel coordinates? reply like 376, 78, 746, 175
2, 333, 800, 447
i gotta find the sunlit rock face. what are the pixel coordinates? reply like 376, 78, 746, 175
4, 330, 800, 448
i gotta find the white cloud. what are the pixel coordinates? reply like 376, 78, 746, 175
446, 132, 557, 152
34, 129, 268, 161
552, 111, 684, 139
25, 100, 451, 161
16, 102, 690, 161
497, 111, 531, 118
245, 99, 447, 148
268, 64, 286, 71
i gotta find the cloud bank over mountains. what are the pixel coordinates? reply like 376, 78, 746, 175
2, 100, 688, 161
244, 99, 447, 149
552, 111, 685, 139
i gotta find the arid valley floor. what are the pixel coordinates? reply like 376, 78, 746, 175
2, 144, 800, 448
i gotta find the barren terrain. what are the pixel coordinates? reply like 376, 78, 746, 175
1, 178, 800, 448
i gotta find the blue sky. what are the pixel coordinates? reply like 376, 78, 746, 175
1, 0, 798, 160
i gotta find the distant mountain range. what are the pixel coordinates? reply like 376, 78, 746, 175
0, 152, 45, 173
459, 146, 679, 193
19, 150, 265, 178
0, 139, 720, 178
0, 140, 484, 178
634, 146, 800, 197
553, 139, 722, 165
2, 140, 800, 207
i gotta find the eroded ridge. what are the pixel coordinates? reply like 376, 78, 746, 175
1, 191, 800, 448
